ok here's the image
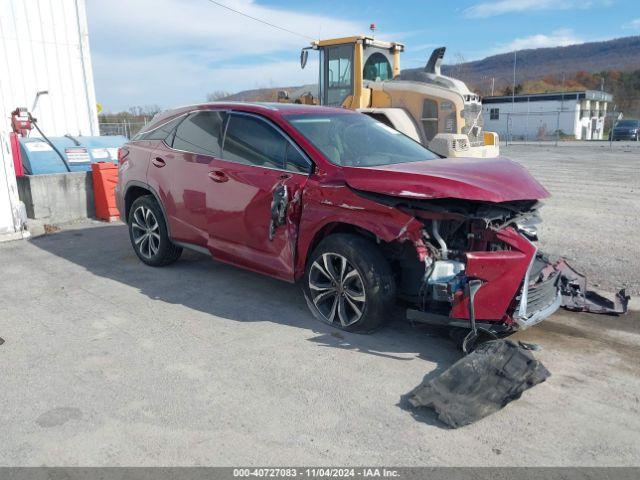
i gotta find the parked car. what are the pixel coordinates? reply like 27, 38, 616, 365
611, 119, 640, 141
116, 102, 561, 343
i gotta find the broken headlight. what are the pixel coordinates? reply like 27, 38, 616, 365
516, 217, 540, 241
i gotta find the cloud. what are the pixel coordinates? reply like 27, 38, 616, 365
623, 18, 640, 29
93, 51, 320, 112
86, 0, 361, 110
491, 29, 584, 54
464, 0, 606, 18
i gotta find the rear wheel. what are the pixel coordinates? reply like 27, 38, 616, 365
303, 234, 395, 333
128, 195, 182, 266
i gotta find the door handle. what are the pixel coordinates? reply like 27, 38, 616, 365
208, 170, 228, 183
152, 157, 166, 168
279, 172, 291, 180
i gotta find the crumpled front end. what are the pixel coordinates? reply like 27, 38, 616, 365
390, 195, 628, 336
352, 190, 558, 333
446, 226, 563, 331
420, 224, 566, 335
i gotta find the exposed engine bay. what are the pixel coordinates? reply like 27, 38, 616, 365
355, 190, 628, 350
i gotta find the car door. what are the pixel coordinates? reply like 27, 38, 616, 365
205, 111, 311, 281
148, 110, 226, 247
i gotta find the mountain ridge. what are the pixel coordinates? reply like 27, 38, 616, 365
442, 35, 640, 91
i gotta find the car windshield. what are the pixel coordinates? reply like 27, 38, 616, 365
616, 120, 638, 127
285, 113, 439, 167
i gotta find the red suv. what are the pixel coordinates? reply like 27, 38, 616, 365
116, 102, 560, 343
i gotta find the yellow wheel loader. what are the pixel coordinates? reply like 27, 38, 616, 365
292, 35, 499, 158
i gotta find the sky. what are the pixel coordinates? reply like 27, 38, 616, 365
85, 0, 640, 112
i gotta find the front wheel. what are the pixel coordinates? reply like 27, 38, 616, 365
303, 234, 396, 333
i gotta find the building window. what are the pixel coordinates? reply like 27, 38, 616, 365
489, 108, 499, 120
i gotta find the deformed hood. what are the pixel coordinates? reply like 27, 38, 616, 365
342, 157, 549, 203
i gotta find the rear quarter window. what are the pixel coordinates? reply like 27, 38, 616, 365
136, 116, 184, 142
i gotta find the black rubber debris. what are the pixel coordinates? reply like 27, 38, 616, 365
407, 339, 550, 428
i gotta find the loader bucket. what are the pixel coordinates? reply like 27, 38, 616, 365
407, 339, 550, 428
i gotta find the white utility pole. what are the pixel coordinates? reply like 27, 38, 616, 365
512, 51, 517, 111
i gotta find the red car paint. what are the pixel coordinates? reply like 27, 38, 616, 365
449, 227, 536, 321
116, 103, 551, 328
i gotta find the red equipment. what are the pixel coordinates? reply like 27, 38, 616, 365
10, 108, 32, 137
9, 133, 24, 177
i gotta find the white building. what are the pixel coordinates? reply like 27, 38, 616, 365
0, 0, 98, 240
482, 90, 613, 141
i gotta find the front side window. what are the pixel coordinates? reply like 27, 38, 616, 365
286, 113, 439, 167
363, 52, 392, 81
222, 114, 286, 169
325, 45, 353, 106
172, 111, 226, 156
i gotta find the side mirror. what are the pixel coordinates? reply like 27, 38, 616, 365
300, 49, 309, 69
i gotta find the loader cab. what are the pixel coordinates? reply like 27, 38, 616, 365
303, 36, 404, 108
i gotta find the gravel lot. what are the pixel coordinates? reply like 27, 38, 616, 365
503, 141, 640, 295
0, 142, 639, 466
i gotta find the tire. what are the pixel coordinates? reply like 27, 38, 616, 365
303, 233, 396, 333
128, 195, 182, 266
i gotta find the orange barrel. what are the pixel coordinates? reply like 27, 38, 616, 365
91, 162, 119, 222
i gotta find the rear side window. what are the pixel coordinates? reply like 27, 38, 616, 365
138, 116, 184, 141
172, 111, 226, 156
222, 114, 286, 169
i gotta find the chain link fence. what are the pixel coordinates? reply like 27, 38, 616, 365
98, 121, 147, 139
486, 106, 638, 147
501, 111, 576, 146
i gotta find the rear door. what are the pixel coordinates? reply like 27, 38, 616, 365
205, 112, 311, 281
127, 116, 185, 202
148, 110, 226, 246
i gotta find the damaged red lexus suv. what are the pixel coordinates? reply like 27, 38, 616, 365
116, 102, 562, 347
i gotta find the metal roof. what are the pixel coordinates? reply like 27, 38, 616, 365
484, 90, 613, 104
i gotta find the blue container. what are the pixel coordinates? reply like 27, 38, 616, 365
19, 135, 127, 175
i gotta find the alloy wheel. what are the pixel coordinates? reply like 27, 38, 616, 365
131, 205, 161, 259
308, 253, 366, 327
